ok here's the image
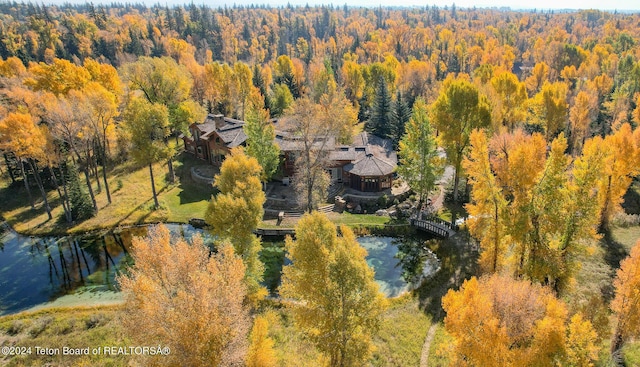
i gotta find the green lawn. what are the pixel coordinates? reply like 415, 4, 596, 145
371, 295, 432, 367
0, 152, 215, 235
0, 306, 131, 367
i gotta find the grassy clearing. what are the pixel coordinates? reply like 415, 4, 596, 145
263, 307, 324, 366
623, 342, 640, 366
371, 295, 431, 367
260, 212, 393, 230
325, 212, 391, 226
0, 305, 131, 367
0, 152, 215, 235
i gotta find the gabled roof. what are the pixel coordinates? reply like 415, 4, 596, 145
191, 114, 247, 148
274, 133, 336, 152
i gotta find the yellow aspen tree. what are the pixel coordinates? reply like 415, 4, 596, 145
596, 124, 640, 231
281, 212, 386, 367
569, 89, 598, 154
463, 130, 508, 273
246, 316, 277, 367
442, 276, 510, 367
633, 94, 640, 125
442, 274, 599, 367
205, 147, 267, 303
525, 61, 550, 95
432, 76, 492, 202
490, 71, 528, 131
611, 240, 640, 356
0, 112, 51, 217
529, 82, 568, 142
525, 134, 570, 282
552, 135, 605, 291
24, 58, 91, 96
566, 313, 600, 367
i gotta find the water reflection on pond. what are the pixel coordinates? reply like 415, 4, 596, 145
1, 223, 439, 315
0, 223, 211, 316
261, 236, 440, 298
358, 236, 440, 298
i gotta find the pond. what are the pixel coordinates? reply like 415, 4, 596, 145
261, 235, 440, 298
359, 236, 440, 298
0, 223, 212, 316
0, 224, 440, 315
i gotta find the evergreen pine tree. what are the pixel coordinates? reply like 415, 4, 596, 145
366, 76, 393, 139
65, 162, 95, 222
391, 91, 411, 147
252, 65, 271, 114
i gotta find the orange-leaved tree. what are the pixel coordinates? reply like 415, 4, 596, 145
119, 224, 250, 367
442, 274, 600, 367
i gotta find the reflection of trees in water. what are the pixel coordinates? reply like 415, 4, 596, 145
57, 240, 72, 289
394, 237, 439, 283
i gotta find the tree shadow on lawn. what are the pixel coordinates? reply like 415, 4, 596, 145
621, 180, 640, 215
113, 185, 170, 227
172, 155, 217, 205
413, 229, 479, 322
600, 230, 630, 274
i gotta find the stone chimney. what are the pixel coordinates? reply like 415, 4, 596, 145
213, 114, 225, 129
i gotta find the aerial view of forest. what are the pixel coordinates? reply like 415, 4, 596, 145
0, 1, 639, 366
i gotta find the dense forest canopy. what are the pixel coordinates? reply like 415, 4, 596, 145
0, 3, 638, 127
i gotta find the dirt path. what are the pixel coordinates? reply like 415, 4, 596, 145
419, 321, 438, 367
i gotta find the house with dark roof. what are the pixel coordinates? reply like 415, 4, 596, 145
183, 115, 398, 192
333, 132, 397, 192
182, 114, 247, 166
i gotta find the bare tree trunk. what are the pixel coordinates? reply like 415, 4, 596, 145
49, 164, 72, 223
59, 165, 72, 221
99, 134, 112, 204
27, 160, 52, 220
82, 150, 98, 213
453, 160, 461, 202
149, 163, 160, 209
20, 158, 35, 210
101, 151, 112, 204
92, 147, 102, 193
610, 328, 624, 366
167, 155, 175, 184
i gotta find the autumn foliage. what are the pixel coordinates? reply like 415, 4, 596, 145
281, 212, 387, 367
611, 240, 640, 355
442, 274, 599, 367
119, 224, 250, 367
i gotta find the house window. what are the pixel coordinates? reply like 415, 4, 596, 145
197, 146, 203, 155
215, 137, 220, 143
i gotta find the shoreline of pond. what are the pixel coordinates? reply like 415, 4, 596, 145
1, 222, 436, 317
2, 215, 416, 241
